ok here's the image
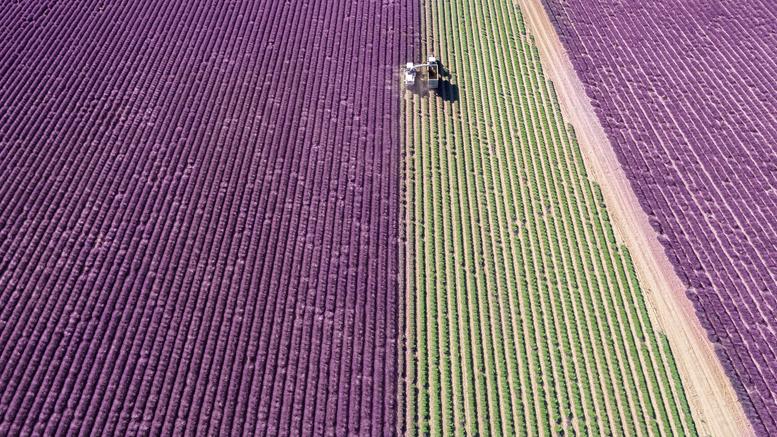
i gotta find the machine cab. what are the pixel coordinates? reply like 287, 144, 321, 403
404, 62, 417, 86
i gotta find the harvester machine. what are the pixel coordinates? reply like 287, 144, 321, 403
404, 56, 440, 89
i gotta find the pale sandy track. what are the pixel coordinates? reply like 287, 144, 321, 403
515, 0, 753, 435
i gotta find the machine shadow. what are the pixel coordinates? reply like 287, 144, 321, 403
435, 80, 459, 103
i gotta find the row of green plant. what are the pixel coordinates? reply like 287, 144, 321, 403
402, 0, 698, 435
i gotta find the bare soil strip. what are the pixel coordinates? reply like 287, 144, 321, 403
515, 0, 753, 435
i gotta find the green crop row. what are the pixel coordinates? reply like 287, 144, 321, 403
401, 0, 698, 435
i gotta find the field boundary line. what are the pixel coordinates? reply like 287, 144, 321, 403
514, 0, 753, 435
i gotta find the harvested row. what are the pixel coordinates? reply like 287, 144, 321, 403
401, 0, 696, 434
0, 0, 416, 434
540, 0, 777, 433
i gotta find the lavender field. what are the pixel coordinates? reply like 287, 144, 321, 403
0, 0, 416, 434
541, 0, 777, 433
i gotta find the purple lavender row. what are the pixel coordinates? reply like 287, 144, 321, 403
540, 0, 777, 434
0, 0, 418, 434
